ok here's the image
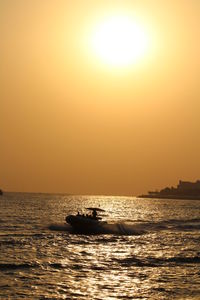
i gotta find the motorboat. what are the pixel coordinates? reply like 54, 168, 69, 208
65, 207, 106, 234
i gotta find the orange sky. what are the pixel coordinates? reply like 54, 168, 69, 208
0, 0, 199, 195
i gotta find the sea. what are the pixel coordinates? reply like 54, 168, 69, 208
0, 193, 200, 300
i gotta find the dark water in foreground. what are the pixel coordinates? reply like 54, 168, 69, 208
0, 193, 200, 299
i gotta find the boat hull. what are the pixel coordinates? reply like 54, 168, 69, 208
66, 215, 106, 234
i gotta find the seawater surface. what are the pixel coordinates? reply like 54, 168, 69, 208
0, 193, 200, 299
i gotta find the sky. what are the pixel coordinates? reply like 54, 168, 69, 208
0, 0, 199, 195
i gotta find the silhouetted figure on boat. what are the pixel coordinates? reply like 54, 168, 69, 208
92, 208, 97, 220
65, 207, 106, 233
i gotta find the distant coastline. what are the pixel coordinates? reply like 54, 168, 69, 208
138, 180, 200, 200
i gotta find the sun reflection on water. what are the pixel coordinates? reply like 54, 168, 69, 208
1, 194, 200, 299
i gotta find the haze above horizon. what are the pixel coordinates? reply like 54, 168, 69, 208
0, 0, 199, 195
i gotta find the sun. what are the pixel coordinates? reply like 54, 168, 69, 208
91, 15, 150, 67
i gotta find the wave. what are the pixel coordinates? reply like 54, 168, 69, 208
122, 218, 200, 233
48, 222, 146, 235
48, 217, 200, 235
0, 233, 48, 247
0, 233, 45, 237
0, 263, 39, 270
102, 223, 146, 235
150, 218, 200, 232
115, 255, 200, 267
48, 223, 72, 231
0, 262, 67, 271
1, 255, 199, 272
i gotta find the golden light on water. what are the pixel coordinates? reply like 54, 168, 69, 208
90, 15, 151, 67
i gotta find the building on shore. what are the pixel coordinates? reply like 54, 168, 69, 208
139, 180, 200, 200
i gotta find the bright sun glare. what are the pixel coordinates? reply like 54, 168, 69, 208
91, 16, 150, 67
